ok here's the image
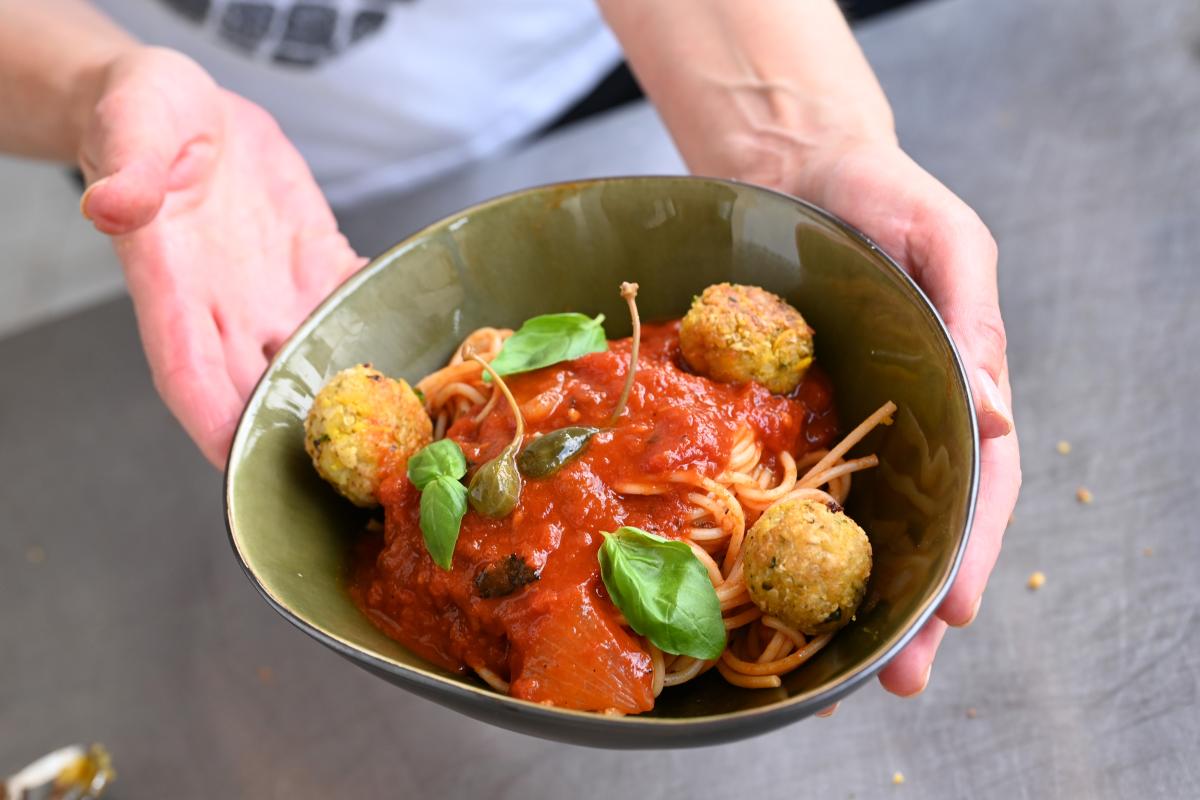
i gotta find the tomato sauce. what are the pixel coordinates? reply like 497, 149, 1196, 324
351, 322, 836, 712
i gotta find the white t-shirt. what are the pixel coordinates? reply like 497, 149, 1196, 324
93, 0, 623, 207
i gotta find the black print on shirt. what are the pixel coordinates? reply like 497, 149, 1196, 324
156, 0, 406, 68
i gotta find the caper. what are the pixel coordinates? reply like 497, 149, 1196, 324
468, 445, 522, 518
518, 426, 599, 478
475, 553, 540, 598
468, 356, 527, 519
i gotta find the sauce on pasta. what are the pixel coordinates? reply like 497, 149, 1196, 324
351, 322, 837, 713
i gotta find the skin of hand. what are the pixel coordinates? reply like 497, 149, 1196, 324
785, 140, 1023, 697
599, 0, 1022, 701
77, 47, 365, 467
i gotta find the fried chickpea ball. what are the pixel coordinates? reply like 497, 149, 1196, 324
742, 497, 872, 636
679, 283, 814, 394
304, 364, 432, 507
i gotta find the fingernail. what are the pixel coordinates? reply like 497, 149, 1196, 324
816, 703, 839, 718
964, 596, 982, 626
896, 664, 933, 698
977, 368, 1013, 436
79, 176, 109, 220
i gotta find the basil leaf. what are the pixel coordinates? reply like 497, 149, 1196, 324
408, 440, 469, 569
408, 439, 467, 489
598, 526, 726, 660
419, 475, 468, 570
486, 313, 608, 378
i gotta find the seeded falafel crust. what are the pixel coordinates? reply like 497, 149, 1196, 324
304, 364, 432, 507
743, 497, 872, 636
679, 283, 815, 394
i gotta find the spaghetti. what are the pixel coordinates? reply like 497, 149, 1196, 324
396, 322, 894, 699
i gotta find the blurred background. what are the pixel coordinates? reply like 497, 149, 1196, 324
2, 0, 1196, 797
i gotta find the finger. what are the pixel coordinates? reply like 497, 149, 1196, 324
908, 201, 1012, 439
81, 163, 165, 236
127, 261, 243, 468
878, 617, 948, 697
152, 316, 243, 469
287, 218, 367, 297
972, 367, 1013, 440
78, 52, 218, 235
164, 365, 241, 470
216, 316, 271, 400
936, 428, 1022, 626
79, 83, 181, 235
997, 358, 1014, 407
153, 322, 243, 469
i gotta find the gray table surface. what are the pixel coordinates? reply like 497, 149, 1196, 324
3, 0, 1198, 797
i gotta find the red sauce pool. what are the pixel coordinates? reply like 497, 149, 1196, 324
350, 322, 836, 713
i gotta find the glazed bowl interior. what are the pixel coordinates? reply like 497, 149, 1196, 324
226, 176, 977, 748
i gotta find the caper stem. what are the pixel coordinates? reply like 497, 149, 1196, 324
609, 281, 641, 426
472, 355, 525, 450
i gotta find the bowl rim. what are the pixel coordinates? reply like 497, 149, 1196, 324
224, 175, 979, 737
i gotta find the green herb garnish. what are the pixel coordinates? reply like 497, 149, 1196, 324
516, 282, 642, 479
418, 476, 468, 569
407, 438, 467, 488
598, 526, 726, 660
486, 312, 608, 379
407, 439, 469, 569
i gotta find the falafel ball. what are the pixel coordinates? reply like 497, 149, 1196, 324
679, 283, 814, 394
304, 364, 432, 507
742, 497, 872, 636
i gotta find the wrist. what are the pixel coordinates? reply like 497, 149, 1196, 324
0, 1, 138, 161
669, 57, 898, 191
716, 101, 898, 193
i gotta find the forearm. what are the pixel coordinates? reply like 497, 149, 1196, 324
0, 0, 136, 161
598, 0, 896, 188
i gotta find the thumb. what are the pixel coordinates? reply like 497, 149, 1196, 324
78, 48, 218, 235
909, 203, 1013, 440
80, 153, 169, 236
949, 303, 1013, 441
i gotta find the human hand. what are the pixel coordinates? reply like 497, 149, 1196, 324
597, 0, 1015, 703
78, 47, 364, 467
783, 139, 1023, 697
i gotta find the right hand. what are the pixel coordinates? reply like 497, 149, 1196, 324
78, 47, 364, 467
782, 139, 1022, 696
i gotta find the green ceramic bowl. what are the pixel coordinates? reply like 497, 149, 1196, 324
225, 176, 978, 748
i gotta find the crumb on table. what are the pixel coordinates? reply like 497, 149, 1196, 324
25, 545, 45, 564
966, 707, 978, 719
1076, 487, 1093, 504
1056, 440, 1071, 455
1027, 571, 1046, 590
892, 772, 905, 786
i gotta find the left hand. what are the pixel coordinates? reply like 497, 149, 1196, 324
780, 139, 1023, 697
